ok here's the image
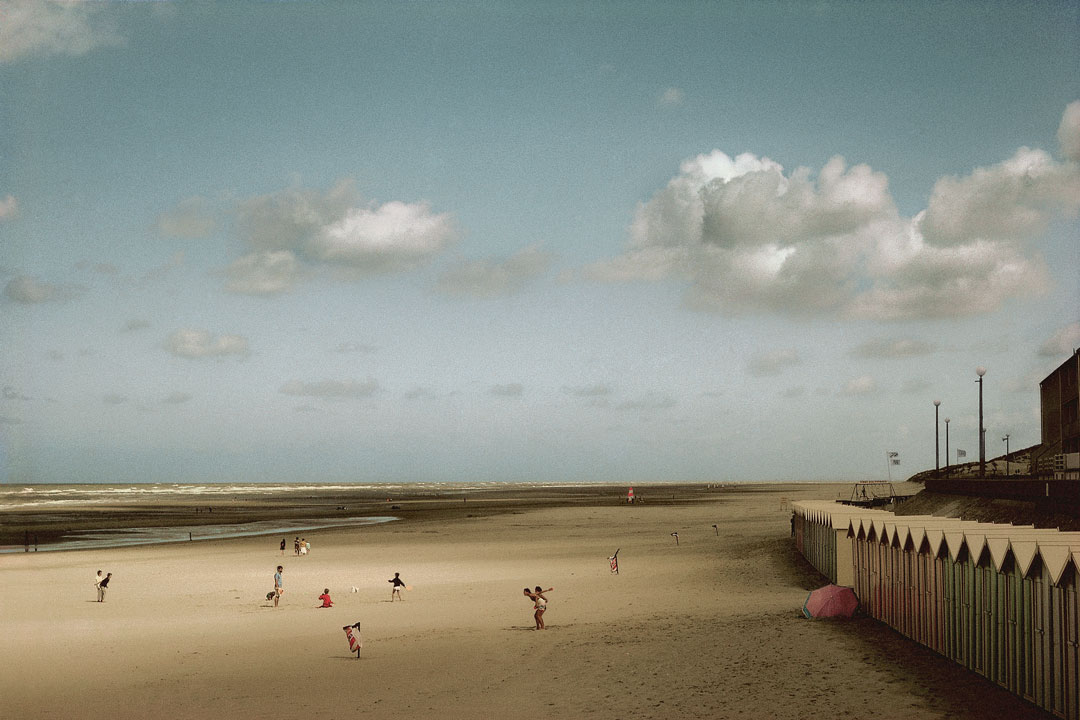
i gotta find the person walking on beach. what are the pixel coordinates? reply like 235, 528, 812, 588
280, 538, 286, 555
389, 572, 406, 601
274, 566, 284, 607
523, 586, 553, 630
294, 537, 300, 556
94, 570, 105, 602
99, 573, 112, 602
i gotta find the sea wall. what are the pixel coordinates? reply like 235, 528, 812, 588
793, 500, 1080, 720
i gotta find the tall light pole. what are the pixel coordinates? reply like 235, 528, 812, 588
944, 417, 950, 476
976, 367, 986, 478
1002, 434, 1010, 476
934, 400, 941, 472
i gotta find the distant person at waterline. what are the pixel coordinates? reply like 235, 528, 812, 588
274, 566, 284, 607
280, 538, 286, 555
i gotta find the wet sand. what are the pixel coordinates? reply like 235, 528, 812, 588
0, 482, 1051, 719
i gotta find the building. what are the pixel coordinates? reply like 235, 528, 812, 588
1034, 349, 1080, 477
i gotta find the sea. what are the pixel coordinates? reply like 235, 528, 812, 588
0, 483, 421, 554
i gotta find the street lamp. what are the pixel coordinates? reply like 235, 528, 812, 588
934, 400, 941, 472
1002, 434, 1010, 476
976, 367, 986, 478
944, 417, 950, 476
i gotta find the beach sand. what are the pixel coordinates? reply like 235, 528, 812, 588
0, 483, 1050, 719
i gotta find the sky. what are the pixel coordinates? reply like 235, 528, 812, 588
1, 1, 1078, 485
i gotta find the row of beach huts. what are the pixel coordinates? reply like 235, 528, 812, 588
793, 500, 1080, 720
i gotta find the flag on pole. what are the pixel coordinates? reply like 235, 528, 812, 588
957, 449, 967, 458
887, 451, 899, 458
608, 549, 619, 574
891, 459, 900, 465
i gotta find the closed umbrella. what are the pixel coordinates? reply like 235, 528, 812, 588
802, 584, 859, 619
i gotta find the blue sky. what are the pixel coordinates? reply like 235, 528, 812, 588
2, 1, 1078, 484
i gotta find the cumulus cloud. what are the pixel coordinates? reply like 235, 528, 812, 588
852, 338, 935, 359
841, 376, 877, 396
0, 1, 122, 63
225, 180, 455, 292
1059, 100, 1080, 162
590, 103, 1080, 320
489, 383, 524, 397
0, 195, 17, 220
746, 348, 801, 377
236, 180, 454, 276
279, 379, 380, 398
1039, 322, 1080, 357
918, 147, 1080, 246
436, 245, 553, 298
4, 275, 79, 303
224, 250, 303, 295
155, 196, 218, 238
165, 329, 249, 359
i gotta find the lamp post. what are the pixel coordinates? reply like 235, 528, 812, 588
976, 367, 986, 478
934, 400, 941, 472
1002, 434, 1010, 476
944, 418, 950, 476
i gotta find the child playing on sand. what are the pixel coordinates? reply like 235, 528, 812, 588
523, 586, 553, 629
389, 572, 406, 601
318, 588, 333, 608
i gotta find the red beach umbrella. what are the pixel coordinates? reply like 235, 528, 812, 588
802, 584, 859, 619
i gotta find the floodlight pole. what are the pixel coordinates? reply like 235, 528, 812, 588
976, 367, 986, 478
1002, 434, 1010, 476
933, 400, 941, 472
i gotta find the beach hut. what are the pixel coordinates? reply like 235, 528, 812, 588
792, 500, 1080, 720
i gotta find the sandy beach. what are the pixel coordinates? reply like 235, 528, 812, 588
0, 483, 1052, 719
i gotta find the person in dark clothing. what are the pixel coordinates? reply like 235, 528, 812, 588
389, 573, 406, 601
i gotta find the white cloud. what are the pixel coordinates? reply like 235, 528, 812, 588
489, 383, 524, 397
746, 348, 801, 377
1059, 100, 1080, 162
0, 1, 122, 63
309, 201, 454, 272
436, 245, 552, 298
841, 375, 877, 396
155, 196, 217, 238
232, 180, 455, 282
224, 250, 303, 296
1039, 322, 1080, 357
659, 87, 685, 106
918, 146, 1080, 246
592, 103, 1080, 320
0, 195, 17, 220
165, 329, 249, 359
852, 338, 936, 359
279, 379, 380, 398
